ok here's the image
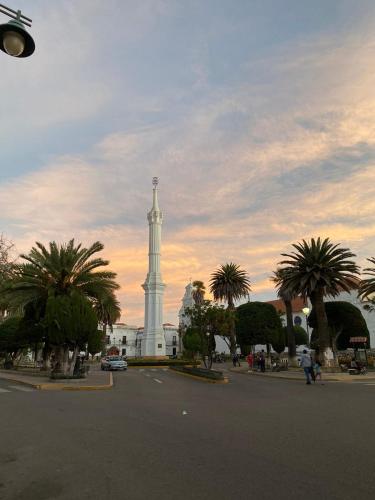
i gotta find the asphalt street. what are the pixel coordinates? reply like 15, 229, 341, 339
1, 365, 375, 500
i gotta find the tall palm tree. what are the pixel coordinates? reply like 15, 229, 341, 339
271, 268, 297, 365
279, 238, 359, 364
93, 291, 122, 339
359, 257, 375, 300
209, 263, 251, 355
6, 240, 120, 373
192, 280, 206, 306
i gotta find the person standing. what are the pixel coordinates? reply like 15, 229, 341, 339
259, 350, 266, 372
301, 349, 312, 384
246, 352, 254, 371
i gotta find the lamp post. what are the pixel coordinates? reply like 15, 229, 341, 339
302, 307, 310, 346
0, 3, 35, 57
204, 326, 213, 370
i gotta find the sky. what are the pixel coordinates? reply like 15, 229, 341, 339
0, 0, 375, 326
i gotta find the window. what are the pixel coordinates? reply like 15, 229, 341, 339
122, 336, 127, 345
122, 348, 126, 356
294, 316, 302, 326
172, 336, 177, 346
105, 336, 110, 345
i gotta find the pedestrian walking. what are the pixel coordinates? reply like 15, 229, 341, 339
314, 360, 322, 383
232, 353, 240, 367
259, 350, 266, 372
246, 352, 254, 371
300, 349, 312, 384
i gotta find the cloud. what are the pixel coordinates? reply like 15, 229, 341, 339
1, 4, 375, 324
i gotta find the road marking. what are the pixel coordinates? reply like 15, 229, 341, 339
364, 383, 375, 385
151, 369, 157, 372
153, 378, 163, 384
139, 369, 145, 372
0, 388, 11, 393
7, 385, 34, 392
162, 369, 168, 372
182, 410, 188, 415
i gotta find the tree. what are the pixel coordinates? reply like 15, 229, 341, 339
5, 240, 120, 375
88, 330, 105, 358
359, 257, 375, 300
209, 263, 250, 354
308, 301, 370, 352
184, 300, 231, 367
0, 234, 17, 319
182, 327, 201, 359
279, 238, 359, 365
271, 268, 297, 365
236, 302, 283, 356
281, 325, 308, 347
93, 291, 121, 339
192, 280, 206, 306
0, 317, 27, 366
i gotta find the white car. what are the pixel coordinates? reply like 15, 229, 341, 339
101, 356, 128, 371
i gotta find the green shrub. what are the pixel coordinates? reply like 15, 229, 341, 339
170, 365, 225, 380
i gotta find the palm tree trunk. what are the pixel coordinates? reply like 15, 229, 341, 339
284, 299, 297, 366
311, 289, 333, 366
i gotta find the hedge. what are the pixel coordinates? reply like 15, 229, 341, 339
170, 365, 225, 381
127, 358, 200, 367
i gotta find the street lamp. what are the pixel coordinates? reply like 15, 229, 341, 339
302, 307, 310, 345
0, 3, 35, 57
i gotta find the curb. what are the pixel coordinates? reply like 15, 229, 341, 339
229, 369, 375, 383
169, 369, 229, 384
228, 369, 338, 381
0, 372, 113, 391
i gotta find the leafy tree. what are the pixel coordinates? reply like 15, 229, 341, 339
0, 317, 29, 366
309, 301, 370, 352
279, 238, 359, 364
271, 268, 297, 364
210, 263, 250, 354
88, 330, 105, 358
6, 240, 119, 375
182, 327, 201, 359
0, 235, 17, 318
281, 325, 308, 347
184, 300, 232, 365
236, 302, 283, 355
271, 328, 286, 354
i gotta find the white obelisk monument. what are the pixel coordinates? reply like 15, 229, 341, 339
141, 177, 166, 358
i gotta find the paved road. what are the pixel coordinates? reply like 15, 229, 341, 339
1, 366, 375, 500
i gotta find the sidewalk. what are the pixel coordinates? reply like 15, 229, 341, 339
0, 368, 113, 391
229, 366, 375, 383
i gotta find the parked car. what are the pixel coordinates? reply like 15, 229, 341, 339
101, 356, 128, 371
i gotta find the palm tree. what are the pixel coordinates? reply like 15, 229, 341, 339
271, 268, 297, 365
6, 240, 120, 373
359, 257, 375, 300
209, 263, 251, 355
93, 291, 122, 349
279, 238, 359, 364
192, 280, 206, 306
